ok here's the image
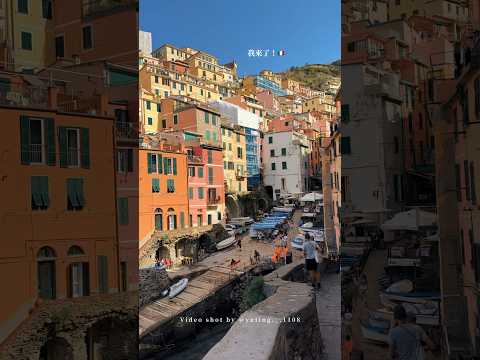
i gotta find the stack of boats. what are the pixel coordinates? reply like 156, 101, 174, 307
249, 207, 292, 239
361, 279, 440, 344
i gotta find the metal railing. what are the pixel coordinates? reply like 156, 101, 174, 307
115, 121, 138, 140
30, 144, 43, 163
67, 149, 80, 167
188, 155, 203, 164
207, 196, 221, 205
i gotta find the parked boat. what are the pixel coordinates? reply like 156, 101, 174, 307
367, 313, 391, 330
216, 236, 237, 250
386, 280, 413, 293
371, 307, 439, 326
360, 321, 390, 344
161, 278, 189, 299
380, 290, 441, 305
291, 235, 305, 250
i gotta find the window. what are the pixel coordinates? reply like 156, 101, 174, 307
213, 132, 217, 142
155, 208, 163, 230
66, 178, 85, 211
37, 247, 56, 299
117, 149, 133, 173
237, 147, 243, 159
236, 133, 240, 142
189, 187, 194, 199
188, 166, 195, 177
152, 178, 160, 193
197, 214, 203, 226
228, 143, 232, 151
120, 262, 127, 292
211, 114, 216, 125
205, 130, 211, 140
207, 150, 213, 164
55, 36, 65, 58
147, 117, 153, 125
208, 167, 214, 185
223, 142, 226, 150
82, 26, 93, 50
167, 179, 175, 193
146, 100, 151, 110
189, 214, 193, 227
341, 137, 351, 154
172, 82, 176, 89
271, 163, 276, 170
198, 167, 204, 178
157, 103, 161, 112
31, 176, 49, 210
281, 178, 286, 190
208, 214, 212, 225
173, 115, 178, 125
268, 136, 273, 144
282, 162, 287, 170
198, 187, 204, 199
118, 197, 129, 225
164, 91, 169, 97
270, 149, 275, 157
281, 148, 287, 156
180, 212, 185, 228
97, 255, 108, 294
162, 119, 166, 128
21, 31, 32, 50
189, 85, 193, 92
66, 128, 80, 167
204, 112, 209, 124
18, 0, 28, 13
154, 76, 159, 83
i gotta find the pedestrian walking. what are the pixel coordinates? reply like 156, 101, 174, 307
237, 237, 242, 251
389, 304, 435, 360
254, 249, 261, 263
303, 233, 319, 290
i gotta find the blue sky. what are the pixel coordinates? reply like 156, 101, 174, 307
140, 0, 340, 76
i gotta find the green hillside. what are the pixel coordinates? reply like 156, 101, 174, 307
282, 61, 340, 92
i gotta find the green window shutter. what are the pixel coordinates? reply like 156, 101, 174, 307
118, 198, 129, 225
80, 128, 90, 169
164, 158, 168, 174
40, 176, 50, 207
59, 127, 68, 167
20, 116, 30, 164
31, 176, 43, 208
198, 167, 203, 178
173, 158, 177, 175
189, 187, 193, 199
67, 179, 79, 208
204, 112, 209, 123
180, 212, 185, 228
158, 154, 163, 173
152, 178, 160, 192
147, 153, 153, 173
97, 255, 108, 294
44, 118, 55, 166
198, 187, 204, 199
76, 178, 85, 207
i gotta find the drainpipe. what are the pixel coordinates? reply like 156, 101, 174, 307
112, 124, 122, 294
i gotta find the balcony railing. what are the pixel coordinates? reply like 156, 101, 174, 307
115, 121, 138, 140
188, 155, 203, 164
67, 149, 80, 167
208, 196, 221, 205
82, 0, 137, 18
30, 144, 43, 163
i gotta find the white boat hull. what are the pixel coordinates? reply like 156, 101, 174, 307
216, 236, 237, 250
168, 278, 188, 299
361, 323, 389, 344
371, 308, 439, 326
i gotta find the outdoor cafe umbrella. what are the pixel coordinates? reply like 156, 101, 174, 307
381, 208, 436, 231
300, 192, 323, 202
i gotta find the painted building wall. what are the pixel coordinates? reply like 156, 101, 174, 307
0, 107, 118, 343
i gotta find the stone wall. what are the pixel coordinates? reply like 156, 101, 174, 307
203, 261, 323, 360
0, 292, 138, 360
139, 268, 170, 308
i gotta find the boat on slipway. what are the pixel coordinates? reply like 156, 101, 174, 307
216, 236, 237, 250
161, 278, 189, 299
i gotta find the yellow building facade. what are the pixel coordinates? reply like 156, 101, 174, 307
6, 0, 54, 72
221, 121, 247, 194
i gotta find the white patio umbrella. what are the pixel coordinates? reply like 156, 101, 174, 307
300, 192, 323, 202
381, 208, 436, 231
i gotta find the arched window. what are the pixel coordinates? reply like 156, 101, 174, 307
67, 245, 85, 256
155, 208, 163, 231
37, 246, 56, 260
37, 246, 56, 299
167, 208, 177, 230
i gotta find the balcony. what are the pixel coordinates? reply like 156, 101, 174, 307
82, 0, 138, 19
207, 196, 221, 205
236, 171, 247, 180
115, 121, 138, 141
188, 155, 204, 164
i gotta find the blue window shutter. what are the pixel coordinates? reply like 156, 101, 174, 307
163, 157, 168, 174
173, 158, 177, 175
20, 116, 30, 164
80, 127, 90, 169
44, 118, 55, 166
58, 126, 68, 167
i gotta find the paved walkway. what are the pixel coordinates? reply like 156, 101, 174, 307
317, 272, 341, 360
